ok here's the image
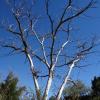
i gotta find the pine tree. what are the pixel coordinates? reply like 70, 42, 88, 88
91, 76, 100, 96
0, 72, 25, 100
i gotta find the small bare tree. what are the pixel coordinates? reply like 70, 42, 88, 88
0, 0, 97, 100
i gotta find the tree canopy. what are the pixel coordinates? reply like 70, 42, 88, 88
63, 80, 90, 99
63, 77, 100, 100
0, 72, 25, 100
91, 76, 100, 96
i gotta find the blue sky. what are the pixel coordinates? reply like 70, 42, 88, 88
0, 0, 100, 96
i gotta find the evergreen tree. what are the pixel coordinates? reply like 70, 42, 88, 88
49, 96, 56, 100
0, 72, 25, 100
91, 76, 100, 96
63, 80, 90, 100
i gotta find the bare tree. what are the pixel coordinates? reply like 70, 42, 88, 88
0, 0, 97, 100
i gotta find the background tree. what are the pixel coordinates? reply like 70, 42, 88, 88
63, 80, 91, 100
49, 96, 56, 100
0, 0, 98, 100
91, 76, 100, 96
22, 88, 36, 100
0, 72, 25, 100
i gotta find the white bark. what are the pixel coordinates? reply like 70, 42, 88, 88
33, 30, 50, 68
43, 70, 53, 100
52, 40, 69, 69
42, 40, 69, 100
56, 59, 79, 100
27, 53, 40, 99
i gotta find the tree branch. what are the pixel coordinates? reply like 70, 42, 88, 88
45, 0, 54, 34
56, 58, 80, 100
31, 24, 50, 68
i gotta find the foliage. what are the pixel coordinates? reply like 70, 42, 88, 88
63, 80, 91, 100
21, 88, 36, 100
91, 76, 100, 96
63, 80, 90, 96
49, 96, 56, 100
0, 72, 25, 100
64, 77, 100, 100
92, 96, 100, 100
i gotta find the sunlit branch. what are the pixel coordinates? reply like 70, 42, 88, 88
52, 23, 70, 70
56, 40, 95, 99
56, 58, 80, 100
32, 29, 50, 68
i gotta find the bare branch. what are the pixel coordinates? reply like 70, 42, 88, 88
45, 0, 54, 34
31, 28, 50, 68
62, 0, 94, 23
56, 58, 80, 100
1, 43, 23, 52
0, 0, 97, 100
33, 53, 50, 68
37, 74, 49, 78
7, 27, 21, 36
55, 0, 94, 34
52, 23, 70, 69
67, 79, 77, 86
59, 0, 72, 25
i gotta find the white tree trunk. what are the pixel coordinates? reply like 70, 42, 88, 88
42, 70, 53, 100
56, 62, 76, 100
27, 54, 40, 99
